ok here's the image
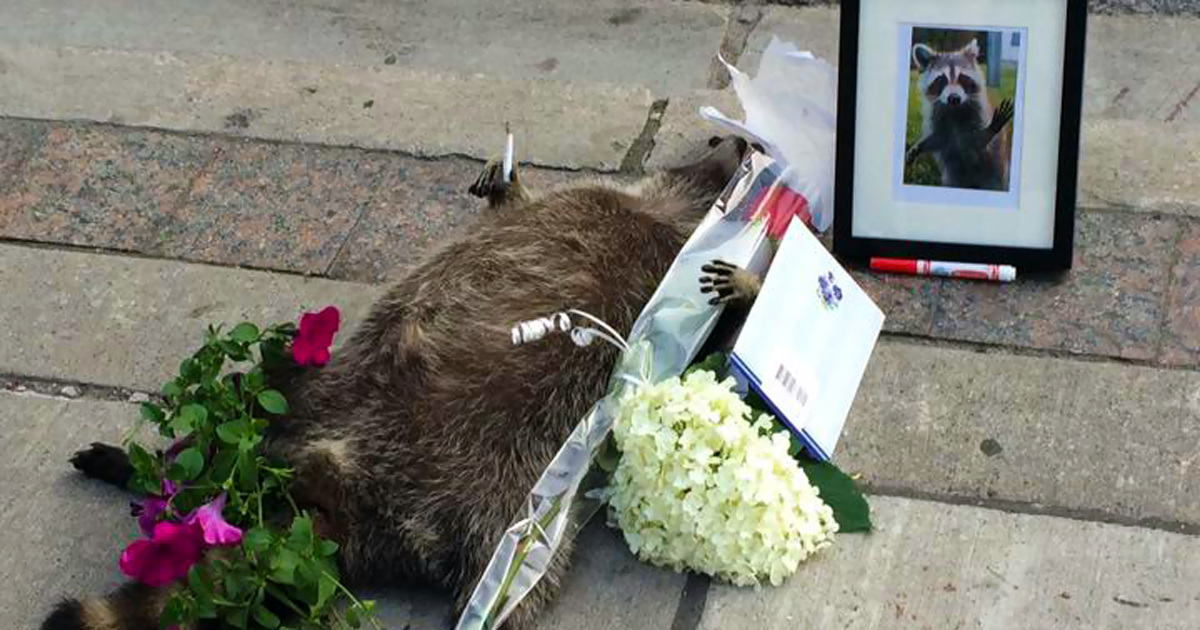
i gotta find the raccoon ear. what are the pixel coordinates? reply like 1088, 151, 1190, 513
912, 44, 935, 70
962, 39, 980, 60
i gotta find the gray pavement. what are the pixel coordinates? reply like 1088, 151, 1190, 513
1, 1, 1199, 629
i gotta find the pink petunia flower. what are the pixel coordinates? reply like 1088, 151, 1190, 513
131, 478, 179, 536
292, 306, 340, 366
185, 493, 243, 546
119, 521, 205, 587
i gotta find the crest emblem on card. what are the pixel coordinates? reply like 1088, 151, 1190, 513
817, 272, 842, 310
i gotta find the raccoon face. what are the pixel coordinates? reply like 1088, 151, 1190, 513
913, 39, 985, 111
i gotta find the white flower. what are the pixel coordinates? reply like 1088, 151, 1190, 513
605, 370, 838, 588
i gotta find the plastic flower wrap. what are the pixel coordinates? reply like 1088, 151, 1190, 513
604, 370, 837, 587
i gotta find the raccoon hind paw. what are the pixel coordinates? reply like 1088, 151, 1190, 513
39, 599, 86, 630
70, 442, 134, 488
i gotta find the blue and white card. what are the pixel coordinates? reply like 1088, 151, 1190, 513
729, 217, 885, 461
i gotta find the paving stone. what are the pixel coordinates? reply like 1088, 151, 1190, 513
328, 158, 576, 283
181, 140, 387, 274
930, 212, 1178, 361
699, 496, 1200, 630
0, 243, 381, 392
1078, 120, 1200, 216
0, 123, 217, 253
840, 338, 1200, 528
849, 268, 939, 336
1161, 219, 1200, 365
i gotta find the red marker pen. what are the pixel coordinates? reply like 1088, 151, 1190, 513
870, 258, 1016, 282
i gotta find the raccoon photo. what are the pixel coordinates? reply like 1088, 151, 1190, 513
42, 136, 763, 630
903, 30, 1020, 192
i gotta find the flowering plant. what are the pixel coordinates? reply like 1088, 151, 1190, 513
121, 308, 379, 629
604, 368, 839, 587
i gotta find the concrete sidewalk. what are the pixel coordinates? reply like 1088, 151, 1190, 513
1, 0, 1198, 629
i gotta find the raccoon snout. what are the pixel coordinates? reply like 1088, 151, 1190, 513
947, 94, 963, 106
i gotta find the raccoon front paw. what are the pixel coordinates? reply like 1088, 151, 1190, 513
469, 159, 526, 208
70, 442, 134, 489
699, 260, 762, 306
989, 99, 1015, 133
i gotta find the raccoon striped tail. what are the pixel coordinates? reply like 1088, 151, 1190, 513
40, 582, 177, 630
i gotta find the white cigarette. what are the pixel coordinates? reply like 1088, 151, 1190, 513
503, 130, 514, 183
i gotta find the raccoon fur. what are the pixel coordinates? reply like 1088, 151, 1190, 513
907, 38, 1014, 191
46, 136, 752, 630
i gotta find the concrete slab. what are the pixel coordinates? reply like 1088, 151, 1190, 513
1079, 119, 1200, 216
839, 338, 1200, 529
0, 43, 653, 170
0, 243, 383, 393
0, 0, 727, 94
0, 393, 144, 630
699, 495, 1200, 630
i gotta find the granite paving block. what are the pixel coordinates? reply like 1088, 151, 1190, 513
0, 122, 217, 252
329, 160, 579, 284
848, 267, 939, 335
181, 140, 392, 274
931, 212, 1179, 361
1161, 219, 1200, 365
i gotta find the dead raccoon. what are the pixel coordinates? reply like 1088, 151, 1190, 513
48, 136, 761, 630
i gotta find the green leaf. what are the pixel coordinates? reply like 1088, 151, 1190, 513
139, 402, 165, 424
126, 442, 156, 476
218, 339, 249, 361
180, 357, 202, 382
227, 605, 249, 629
269, 548, 300, 585
683, 351, 729, 379
210, 449, 238, 480
236, 451, 258, 491
217, 419, 249, 445
188, 565, 215, 600
315, 573, 336, 609
161, 593, 188, 627
162, 380, 184, 399
253, 604, 281, 629
244, 370, 265, 393
288, 515, 314, 551
345, 605, 361, 629
318, 540, 339, 556
799, 459, 872, 533
230, 322, 261, 344
257, 390, 289, 415
180, 403, 209, 427
175, 447, 205, 480
243, 527, 273, 556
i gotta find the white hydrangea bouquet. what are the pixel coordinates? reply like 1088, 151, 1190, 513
454, 150, 872, 630
604, 367, 839, 587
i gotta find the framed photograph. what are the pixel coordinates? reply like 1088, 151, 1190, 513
832, 0, 1086, 271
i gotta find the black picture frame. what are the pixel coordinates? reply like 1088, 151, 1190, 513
832, 0, 1087, 272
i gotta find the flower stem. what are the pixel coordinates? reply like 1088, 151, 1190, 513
481, 495, 563, 629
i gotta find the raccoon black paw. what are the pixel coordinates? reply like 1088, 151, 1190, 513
40, 599, 85, 630
989, 98, 1015, 133
70, 442, 134, 488
699, 260, 761, 306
